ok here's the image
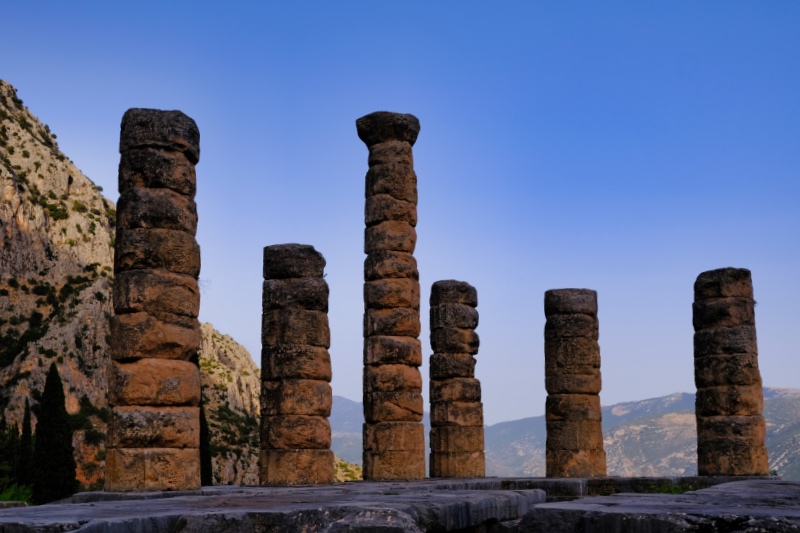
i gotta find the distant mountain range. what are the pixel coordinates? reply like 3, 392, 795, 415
331, 388, 800, 480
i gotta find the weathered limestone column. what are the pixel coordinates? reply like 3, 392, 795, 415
693, 268, 769, 476
544, 289, 606, 478
106, 109, 202, 491
357, 112, 425, 481
429, 280, 485, 477
260, 244, 334, 485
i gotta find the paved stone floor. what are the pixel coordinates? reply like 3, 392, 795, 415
0, 477, 797, 532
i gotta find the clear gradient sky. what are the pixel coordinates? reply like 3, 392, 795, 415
4, 2, 799, 424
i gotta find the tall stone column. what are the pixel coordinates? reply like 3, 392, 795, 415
106, 109, 202, 491
429, 280, 485, 477
260, 244, 334, 485
544, 289, 606, 478
693, 268, 769, 476
357, 112, 425, 481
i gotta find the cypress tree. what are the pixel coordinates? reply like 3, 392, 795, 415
18, 399, 32, 487
199, 397, 213, 486
32, 363, 77, 504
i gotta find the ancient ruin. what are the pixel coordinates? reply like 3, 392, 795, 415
106, 109, 202, 491
357, 111, 425, 480
693, 267, 769, 476
429, 280, 485, 477
544, 289, 606, 478
260, 244, 334, 485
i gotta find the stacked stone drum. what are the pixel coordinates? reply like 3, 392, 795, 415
693, 267, 769, 476
107, 109, 202, 491
544, 289, 606, 478
357, 112, 425, 480
261, 244, 334, 485
429, 280, 485, 477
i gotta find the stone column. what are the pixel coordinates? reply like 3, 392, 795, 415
106, 109, 202, 491
544, 289, 606, 478
260, 244, 334, 485
693, 268, 769, 476
429, 280, 485, 477
357, 112, 425, 481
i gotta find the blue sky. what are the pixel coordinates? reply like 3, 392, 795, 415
4, 2, 799, 424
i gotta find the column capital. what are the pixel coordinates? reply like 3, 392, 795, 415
356, 112, 420, 148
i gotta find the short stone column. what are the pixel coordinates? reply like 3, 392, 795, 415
106, 109, 202, 491
429, 280, 485, 477
693, 268, 769, 476
357, 112, 425, 481
544, 289, 606, 478
260, 244, 334, 485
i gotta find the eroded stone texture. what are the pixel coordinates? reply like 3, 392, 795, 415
693, 267, 768, 476
544, 289, 606, 478
261, 244, 334, 485
107, 108, 202, 492
429, 280, 485, 478
358, 111, 425, 480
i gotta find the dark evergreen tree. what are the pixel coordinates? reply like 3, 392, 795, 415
32, 363, 77, 504
17, 399, 32, 487
0, 414, 15, 491
199, 397, 213, 486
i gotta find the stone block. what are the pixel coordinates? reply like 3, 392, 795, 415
430, 303, 479, 329
262, 309, 330, 348
364, 336, 422, 366
365, 163, 418, 204
261, 380, 332, 416
116, 188, 198, 234
430, 378, 481, 403
544, 337, 600, 371
430, 401, 484, 427
263, 244, 325, 279
696, 415, 766, 441
694, 353, 762, 388
544, 289, 597, 317
115, 228, 201, 277
430, 353, 476, 379
114, 269, 200, 318
364, 391, 423, 423
365, 221, 417, 253
364, 364, 422, 393
259, 449, 334, 485
108, 406, 199, 448
546, 448, 607, 478
262, 278, 329, 311
364, 307, 421, 337
430, 327, 479, 354
430, 280, 478, 307
367, 140, 414, 167
697, 438, 769, 476
110, 312, 201, 361
262, 345, 332, 381
694, 267, 753, 300
364, 278, 420, 309
104, 447, 200, 491
362, 450, 425, 481
546, 419, 605, 450
109, 359, 200, 406
119, 147, 196, 196
366, 194, 418, 227
429, 426, 484, 452
120, 108, 200, 164
430, 451, 485, 478
544, 314, 599, 340
694, 325, 758, 357
695, 384, 764, 417
363, 421, 425, 451
261, 415, 331, 449
364, 251, 419, 281
545, 394, 602, 421
545, 372, 602, 395
356, 111, 420, 148
693, 297, 755, 330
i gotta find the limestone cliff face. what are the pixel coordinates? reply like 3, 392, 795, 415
199, 323, 260, 485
